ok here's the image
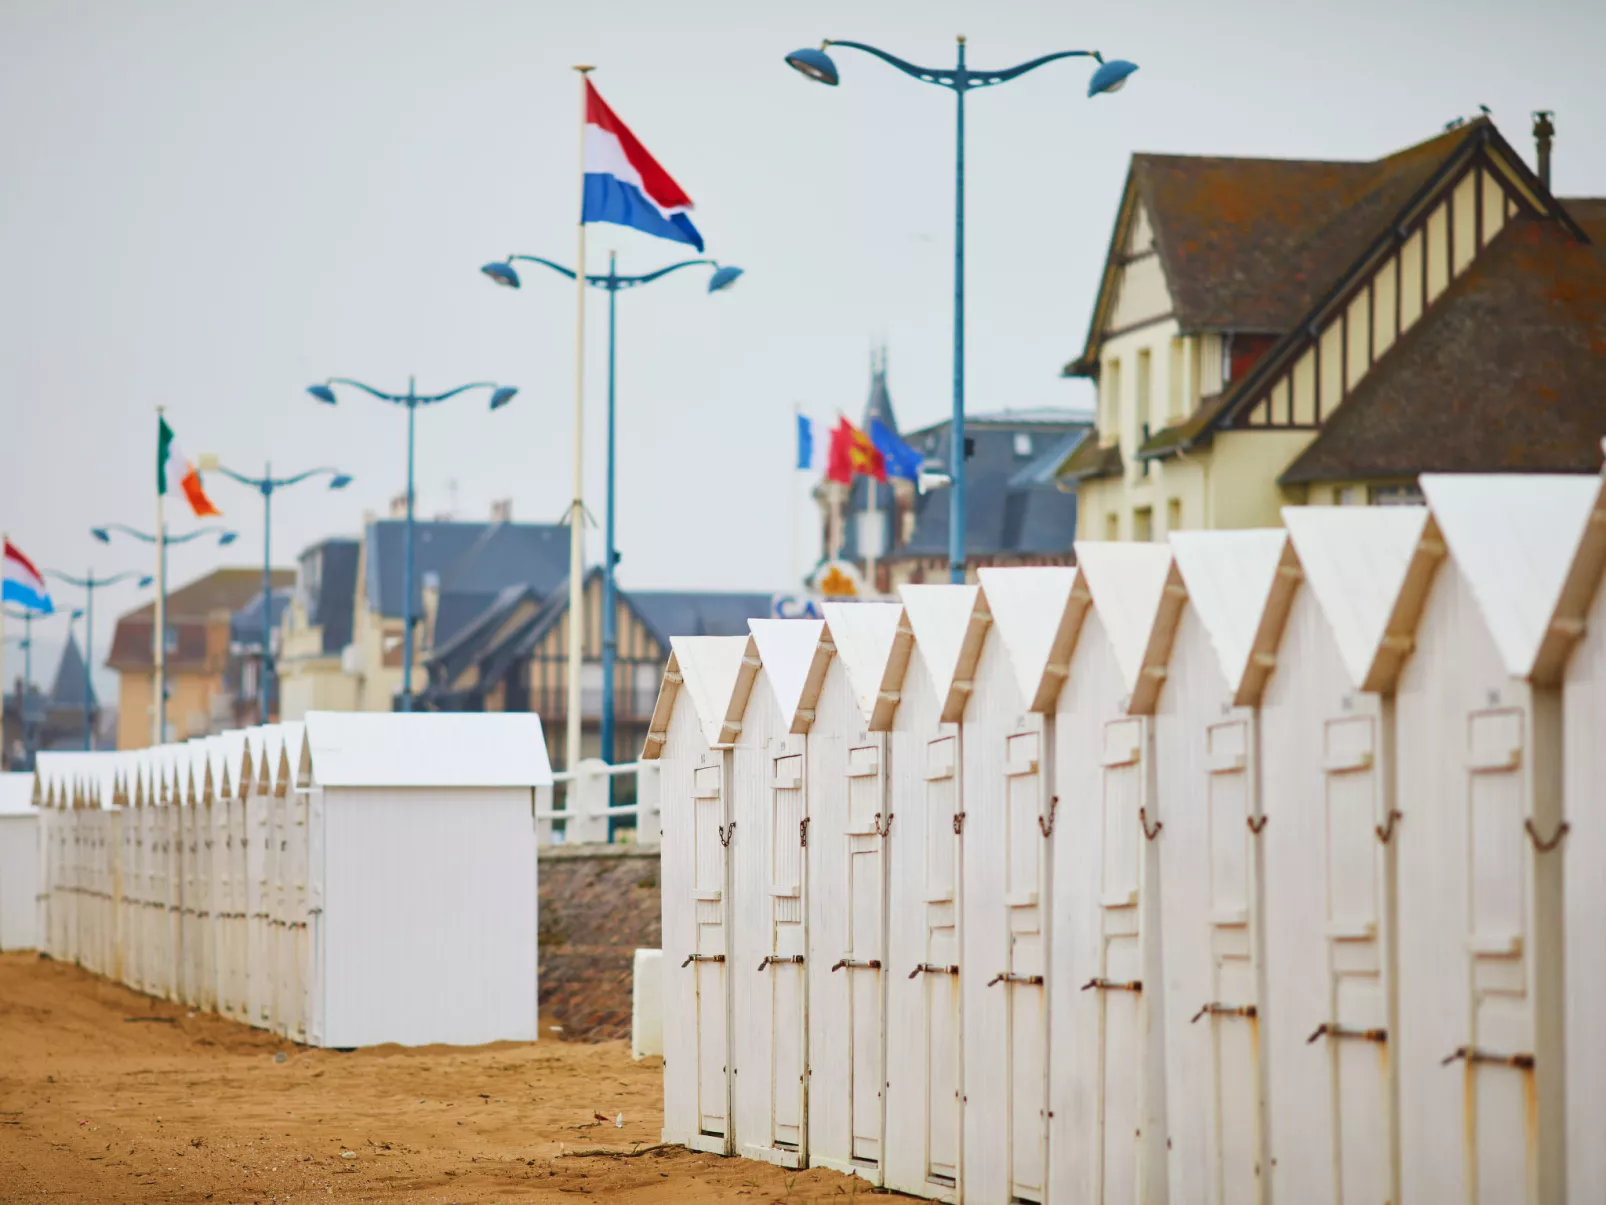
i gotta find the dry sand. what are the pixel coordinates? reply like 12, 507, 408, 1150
0, 952, 889, 1202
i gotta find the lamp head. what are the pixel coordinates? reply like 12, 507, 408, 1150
218, 532, 238, 547
328, 473, 353, 490
481, 261, 522, 289
306, 383, 338, 405
708, 265, 744, 293
71, 608, 84, 621
137, 575, 154, 588
785, 46, 840, 86
489, 386, 518, 411
1088, 59, 1138, 97
91, 528, 110, 544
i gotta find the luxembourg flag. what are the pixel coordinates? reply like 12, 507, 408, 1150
2, 540, 53, 614
158, 415, 221, 518
582, 80, 703, 251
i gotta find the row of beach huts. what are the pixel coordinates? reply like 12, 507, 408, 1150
647, 470, 1606, 1205
0, 712, 550, 1049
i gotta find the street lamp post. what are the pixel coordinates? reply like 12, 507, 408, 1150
785, 37, 1138, 583
481, 254, 741, 781
216, 464, 352, 722
2, 607, 36, 766
45, 569, 153, 749
307, 378, 516, 712
92, 523, 236, 744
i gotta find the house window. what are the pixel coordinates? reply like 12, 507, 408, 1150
1371, 484, 1425, 506
1134, 507, 1154, 542
1167, 498, 1182, 534
1337, 486, 1363, 506
1136, 348, 1153, 433
1013, 432, 1034, 458
1168, 337, 1184, 420
1102, 358, 1122, 442
164, 626, 179, 655
1105, 512, 1120, 541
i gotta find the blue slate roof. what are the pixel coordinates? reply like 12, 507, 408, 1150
630, 589, 775, 642
363, 520, 570, 620
48, 634, 95, 710
230, 587, 294, 649
307, 539, 359, 655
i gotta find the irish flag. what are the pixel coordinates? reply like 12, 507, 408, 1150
158, 416, 220, 517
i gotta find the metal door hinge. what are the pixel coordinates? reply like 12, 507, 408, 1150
987, 972, 1044, 987
830, 958, 882, 972
1192, 1002, 1257, 1023
1307, 1022, 1386, 1044
1441, 1045, 1533, 1069
1080, 977, 1142, 993
908, 963, 960, 979
681, 953, 726, 968
757, 955, 805, 972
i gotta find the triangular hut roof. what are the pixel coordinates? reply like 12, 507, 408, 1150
1282, 505, 1443, 693
1422, 472, 1606, 684
897, 586, 992, 724
819, 602, 912, 731
1073, 542, 1186, 714
1169, 529, 1301, 707
748, 619, 833, 734
669, 635, 759, 749
976, 567, 1089, 712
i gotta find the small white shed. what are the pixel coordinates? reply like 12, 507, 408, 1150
0, 772, 39, 951
1157, 530, 1299, 1205
1047, 542, 1183, 1205
242, 724, 276, 1028
735, 618, 832, 1169
644, 635, 753, 1154
297, 710, 548, 1048
1561, 461, 1606, 1198
809, 601, 911, 1184
1394, 473, 1601, 1203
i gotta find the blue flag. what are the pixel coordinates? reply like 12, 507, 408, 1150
869, 419, 922, 482
796, 413, 814, 470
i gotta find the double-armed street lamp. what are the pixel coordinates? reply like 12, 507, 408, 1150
92, 523, 236, 744
306, 377, 516, 712
45, 568, 153, 749
215, 464, 352, 722
784, 37, 1138, 583
481, 253, 742, 777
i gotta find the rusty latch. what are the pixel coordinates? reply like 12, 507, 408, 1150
681, 953, 726, 968
1192, 1002, 1257, 1023
1441, 1045, 1534, 1069
758, 955, 805, 972
1307, 1022, 1386, 1044
987, 972, 1045, 987
830, 958, 882, 972
1080, 977, 1142, 993
909, 963, 960, 979
952, 811, 966, 835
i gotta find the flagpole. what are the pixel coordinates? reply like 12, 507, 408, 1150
154, 407, 167, 747
566, 65, 594, 779
791, 405, 801, 589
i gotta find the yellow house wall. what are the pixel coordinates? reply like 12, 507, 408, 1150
115, 669, 219, 749
1206, 429, 1318, 529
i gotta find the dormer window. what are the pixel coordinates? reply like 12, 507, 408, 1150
1013, 432, 1034, 457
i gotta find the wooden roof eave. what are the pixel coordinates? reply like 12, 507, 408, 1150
1532, 468, 1606, 687
875, 619, 918, 731
641, 649, 681, 760
1127, 561, 1189, 716
790, 639, 838, 736
1063, 168, 1144, 379
1233, 540, 1305, 709
1361, 514, 1448, 695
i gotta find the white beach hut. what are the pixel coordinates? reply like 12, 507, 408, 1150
272, 721, 309, 1042
213, 728, 250, 1020
1260, 505, 1440, 1205
1047, 543, 1183, 1205
809, 602, 909, 1184
732, 618, 832, 1169
1156, 530, 1299, 1205
1392, 473, 1602, 1203
644, 636, 752, 1153
296, 710, 547, 1048
0, 772, 39, 951
1561, 459, 1606, 1199
244, 723, 282, 1028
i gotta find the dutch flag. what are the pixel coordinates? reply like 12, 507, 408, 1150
582, 80, 703, 251
2, 540, 53, 614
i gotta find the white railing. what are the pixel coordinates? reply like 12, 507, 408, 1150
534, 758, 660, 848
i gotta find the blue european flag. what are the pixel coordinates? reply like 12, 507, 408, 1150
796, 413, 814, 470
870, 419, 923, 482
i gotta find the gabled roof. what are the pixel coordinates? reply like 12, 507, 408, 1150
630, 589, 775, 642
363, 519, 569, 620
897, 586, 992, 723
1281, 506, 1442, 693
1421, 471, 1606, 684
230, 587, 293, 649
748, 619, 833, 734
976, 567, 1089, 712
1280, 219, 1606, 483
110, 568, 295, 671
1073, 542, 1186, 714
49, 633, 95, 710
668, 635, 758, 749
819, 602, 911, 731
1169, 530, 1300, 706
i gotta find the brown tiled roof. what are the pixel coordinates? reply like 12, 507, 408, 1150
117, 567, 292, 622
1280, 218, 1606, 484
1563, 197, 1606, 243
1136, 392, 1234, 458
1054, 435, 1123, 482
108, 567, 294, 673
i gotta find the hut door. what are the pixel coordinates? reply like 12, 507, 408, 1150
1465, 708, 1533, 1204
691, 754, 732, 1150
1203, 718, 1264, 1204
922, 728, 962, 1187
844, 737, 888, 1167
767, 737, 808, 1161
1003, 721, 1050, 1204
1098, 718, 1148, 1204
1319, 715, 1392, 1205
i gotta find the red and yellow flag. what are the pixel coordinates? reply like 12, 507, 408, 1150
825, 417, 886, 485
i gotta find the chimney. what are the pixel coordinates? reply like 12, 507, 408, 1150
1533, 110, 1555, 190
490, 498, 512, 523
388, 491, 410, 519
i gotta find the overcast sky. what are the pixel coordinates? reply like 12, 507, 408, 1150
4, 0, 1604, 700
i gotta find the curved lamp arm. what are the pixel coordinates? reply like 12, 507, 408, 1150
415, 381, 499, 406
823, 40, 1107, 93
618, 259, 722, 288
214, 464, 269, 490
826, 40, 957, 87
507, 254, 578, 283
46, 568, 150, 589
325, 377, 407, 404
974, 49, 1102, 89
218, 464, 348, 490
274, 466, 349, 488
